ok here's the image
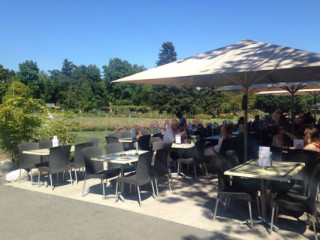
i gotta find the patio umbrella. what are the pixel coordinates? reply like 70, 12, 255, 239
215, 81, 320, 131
113, 39, 320, 160
257, 88, 320, 121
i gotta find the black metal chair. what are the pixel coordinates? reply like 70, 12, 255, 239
39, 139, 53, 149
270, 164, 320, 240
120, 131, 133, 150
177, 141, 208, 180
70, 142, 94, 183
17, 142, 41, 185
86, 138, 99, 147
105, 135, 120, 144
38, 139, 53, 163
138, 134, 151, 151
37, 145, 72, 190
81, 146, 120, 199
213, 153, 259, 229
115, 152, 155, 206
151, 141, 172, 196
272, 149, 319, 197
104, 143, 135, 174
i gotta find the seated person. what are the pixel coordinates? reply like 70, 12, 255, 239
205, 123, 234, 157
303, 127, 320, 153
272, 124, 297, 148
163, 119, 187, 144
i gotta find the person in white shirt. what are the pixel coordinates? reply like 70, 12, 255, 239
163, 119, 187, 143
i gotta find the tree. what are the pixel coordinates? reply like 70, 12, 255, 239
18, 60, 43, 99
61, 59, 76, 77
0, 82, 45, 159
156, 42, 177, 66
0, 64, 16, 104
103, 58, 148, 106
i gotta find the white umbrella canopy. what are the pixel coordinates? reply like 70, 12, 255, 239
114, 40, 320, 88
257, 88, 320, 121
214, 80, 320, 93
113, 39, 320, 160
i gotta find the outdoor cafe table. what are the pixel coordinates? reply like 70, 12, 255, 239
171, 142, 195, 177
22, 146, 75, 155
224, 160, 305, 228
91, 149, 148, 200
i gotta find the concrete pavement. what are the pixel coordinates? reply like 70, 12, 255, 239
0, 186, 231, 240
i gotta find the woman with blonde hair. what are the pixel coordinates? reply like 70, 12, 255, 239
303, 127, 320, 153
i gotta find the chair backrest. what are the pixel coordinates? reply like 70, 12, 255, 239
74, 142, 94, 167
136, 152, 153, 182
105, 143, 126, 169
18, 142, 39, 153
39, 139, 53, 149
225, 150, 240, 169
138, 135, 151, 151
86, 138, 99, 147
150, 137, 163, 151
120, 131, 131, 138
191, 140, 207, 164
18, 142, 41, 167
49, 145, 72, 173
284, 149, 319, 195
81, 146, 104, 174
215, 154, 232, 192
105, 136, 119, 144
153, 132, 163, 140
141, 129, 151, 136
309, 164, 320, 202
154, 145, 171, 176
105, 142, 124, 154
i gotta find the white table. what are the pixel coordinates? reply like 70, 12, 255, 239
171, 142, 195, 177
23, 146, 75, 155
91, 150, 148, 200
224, 160, 305, 229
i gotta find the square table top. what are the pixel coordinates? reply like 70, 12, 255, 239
91, 150, 148, 164
224, 160, 305, 182
22, 146, 75, 155
171, 142, 195, 149
118, 138, 138, 143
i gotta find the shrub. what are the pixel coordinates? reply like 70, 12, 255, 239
194, 113, 211, 120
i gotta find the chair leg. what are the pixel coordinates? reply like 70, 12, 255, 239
248, 202, 253, 229
151, 180, 156, 199
74, 169, 78, 183
102, 180, 106, 200
137, 186, 142, 207
256, 196, 261, 216
270, 207, 275, 234
204, 163, 209, 177
155, 179, 159, 197
213, 198, 219, 221
38, 170, 41, 187
115, 180, 119, 202
193, 165, 197, 180
50, 174, 53, 190
82, 173, 87, 197
177, 162, 180, 179
69, 169, 73, 185
312, 214, 318, 240
167, 175, 172, 191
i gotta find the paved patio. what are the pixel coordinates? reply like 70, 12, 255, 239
3, 172, 317, 239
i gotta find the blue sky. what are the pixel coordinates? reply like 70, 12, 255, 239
0, 0, 319, 73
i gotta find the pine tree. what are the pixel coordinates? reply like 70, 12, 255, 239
156, 42, 177, 66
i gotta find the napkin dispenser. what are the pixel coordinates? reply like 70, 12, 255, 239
258, 146, 271, 168
175, 133, 181, 144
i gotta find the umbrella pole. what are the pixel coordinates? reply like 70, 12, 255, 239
291, 92, 295, 133
244, 86, 248, 162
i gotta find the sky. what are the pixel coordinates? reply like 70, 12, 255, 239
0, 0, 319, 73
